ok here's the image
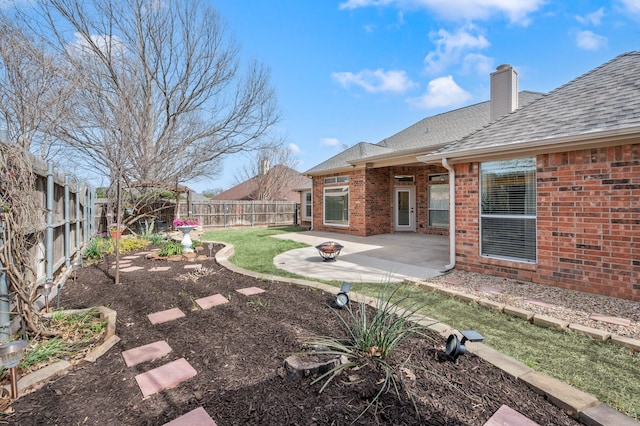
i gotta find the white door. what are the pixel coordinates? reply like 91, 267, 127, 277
394, 187, 415, 232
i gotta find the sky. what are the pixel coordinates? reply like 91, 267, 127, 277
189, 0, 640, 193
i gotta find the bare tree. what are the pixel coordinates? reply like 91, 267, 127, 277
235, 144, 302, 200
18, 0, 279, 190
0, 17, 73, 160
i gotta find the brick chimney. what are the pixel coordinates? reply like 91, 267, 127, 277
490, 64, 518, 122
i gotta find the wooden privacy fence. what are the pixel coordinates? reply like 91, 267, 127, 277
95, 199, 299, 231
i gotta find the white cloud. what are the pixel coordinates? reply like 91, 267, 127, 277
339, 0, 546, 26
576, 30, 607, 50
288, 143, 301, 153
424, 27, 489, 74
407, 75, 471, 109
617, 0, 640, 14
461, 53, 493, 75
321, 137, 341, 147
576, 7, 605, 26
332, 69, 417, 93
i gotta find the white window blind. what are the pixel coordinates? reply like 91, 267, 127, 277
480, 158, 536, 262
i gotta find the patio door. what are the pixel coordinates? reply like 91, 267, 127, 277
394, 187, 415, 232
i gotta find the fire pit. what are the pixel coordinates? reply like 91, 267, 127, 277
315, 241, 344, 262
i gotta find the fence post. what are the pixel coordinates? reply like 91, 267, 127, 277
64, 176, 71, 270
75, 184, 81, 251
0, 218, 10, 341
46, 161, 54, 282
251, 201, 254, 227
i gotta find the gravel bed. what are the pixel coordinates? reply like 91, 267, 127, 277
427, 270, 640, 340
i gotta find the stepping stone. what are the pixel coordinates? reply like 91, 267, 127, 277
484, 405, 540, 426
148, 308, 186, 325
524, 298, 557, 308
479, 286, 503, 294
122, 255, 140, 260
120, 266, 145, 273
163, 407, 217, 426
184, 264, 202, 270
236, 287, 266, 296
149, 267, 172, 272
195, 294, 229, 310
111, 262, 132, 269
135, 358, 197, 398
589, 314, 631, 327
122, 341, 173, 367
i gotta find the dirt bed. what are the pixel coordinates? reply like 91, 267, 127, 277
5, 247, 579, 425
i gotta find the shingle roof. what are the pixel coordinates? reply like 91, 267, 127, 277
425, 51, 640, 159
304, 92, 543, 175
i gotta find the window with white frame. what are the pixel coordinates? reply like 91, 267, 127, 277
302, 191, 312, 220
480, 158, 536, 262
324, 186, 349, 225
428, 174, 449, 228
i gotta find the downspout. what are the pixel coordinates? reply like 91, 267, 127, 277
441, 158, 456, 272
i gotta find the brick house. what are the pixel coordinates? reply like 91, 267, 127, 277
305, 51, 640, 301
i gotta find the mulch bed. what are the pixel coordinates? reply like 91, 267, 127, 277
4, 246, 579, 425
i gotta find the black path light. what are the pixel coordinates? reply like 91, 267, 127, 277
36, 281, 55, 313
445, 330, 484, 365
0, 340, 28, 399
335, 282, 351, 308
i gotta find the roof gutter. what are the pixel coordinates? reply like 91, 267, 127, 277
441, 158, 456, 272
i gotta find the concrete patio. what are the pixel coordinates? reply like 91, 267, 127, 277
272, 231, 449, 282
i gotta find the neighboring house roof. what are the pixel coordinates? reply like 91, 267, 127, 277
212, 165, 311, 202
304, 91, 543, 175
421, 51, 640, 162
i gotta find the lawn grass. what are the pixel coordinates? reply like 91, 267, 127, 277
201, 226, 640, 420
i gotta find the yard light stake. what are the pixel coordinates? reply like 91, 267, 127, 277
335, 282, 351, 308
72, 257, 83, 283
37, 281, 55, 313
0, 340, 28, 399
445, 330, 484, 365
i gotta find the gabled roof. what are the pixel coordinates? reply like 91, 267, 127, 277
305, 91, 543, 175
212, 165, 310, 202
421, 51, 640, 162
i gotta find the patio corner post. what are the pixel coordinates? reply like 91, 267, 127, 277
46, 161, 54, 282
0, 219, 10, 341
442, 158, 456, 271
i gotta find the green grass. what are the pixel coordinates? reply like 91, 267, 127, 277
201, 226, 640, 420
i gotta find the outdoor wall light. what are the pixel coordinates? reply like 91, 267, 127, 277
445, 329, 484, 365
0, 340, 28, 399
335, 282, 351, 308
37, 281, 55, 313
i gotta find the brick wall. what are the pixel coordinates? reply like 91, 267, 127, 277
311, 165, 450, 236
454, 144, 640, 301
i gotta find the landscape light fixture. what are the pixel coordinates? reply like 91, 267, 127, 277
0, 340, 28, 399
207, 243, 214, 257
72, 257, 83, 283
37, 281, 55, 313
445, 330, 484, 365
335, 282, 351, 308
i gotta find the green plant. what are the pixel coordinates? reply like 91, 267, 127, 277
149, 233, 165, 244
116, 237, 149, 253
83, 237, 112, 260
247, 298, 267, 312
304, 283, 435, 422
157, 240, 184, 257
135, 220, 156, 239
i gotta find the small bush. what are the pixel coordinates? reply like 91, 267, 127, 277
149, 233, 165, 244
117, 238, 149, 253
83, 237, 112, 260
157, 240, 184, 257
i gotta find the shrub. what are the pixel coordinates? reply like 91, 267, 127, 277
304, 283, 435, 422
83, 237, 112, 260
117, 238, 149, 253
149, 233, 165, 244
157, 240, 184, 257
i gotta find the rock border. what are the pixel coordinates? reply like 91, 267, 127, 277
3, 306, 119, 398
